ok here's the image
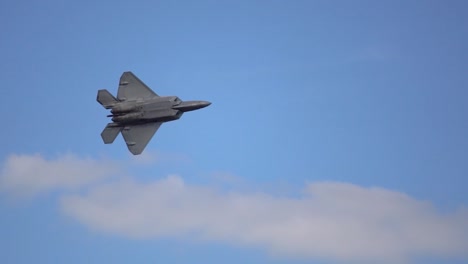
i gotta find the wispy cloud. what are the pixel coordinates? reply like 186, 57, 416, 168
1, 154, 467, 263
0, 154, 118, 197
62, 176, 468, 263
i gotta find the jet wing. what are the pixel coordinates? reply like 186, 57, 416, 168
117, 71, 158, 101
121, 122, 162, 155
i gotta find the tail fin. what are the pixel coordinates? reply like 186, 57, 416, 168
97, 89, 118, 109
101, 123, 122, 144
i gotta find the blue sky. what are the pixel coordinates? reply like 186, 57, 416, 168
1, 0, 468, 263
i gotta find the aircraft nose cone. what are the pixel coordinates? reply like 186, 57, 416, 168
200, 101, 211, 108
193, 100, 211, 110
173, 100, 211, 112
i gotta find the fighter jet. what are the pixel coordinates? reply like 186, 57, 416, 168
97, 71, 211, 155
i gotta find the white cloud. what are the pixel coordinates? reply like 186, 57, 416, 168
61, 175, 468, 263
1, 153, 467, 263
0, 154, 118, 197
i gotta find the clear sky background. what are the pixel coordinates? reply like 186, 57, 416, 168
1, 1, 467, 263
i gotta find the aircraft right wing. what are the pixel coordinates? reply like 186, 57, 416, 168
121, 122, 162, 155
117, 71, 158, 101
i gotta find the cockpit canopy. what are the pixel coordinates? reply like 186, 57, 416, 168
171, 96, 182, 105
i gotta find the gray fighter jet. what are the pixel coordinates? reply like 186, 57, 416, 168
97, 71, 211, 155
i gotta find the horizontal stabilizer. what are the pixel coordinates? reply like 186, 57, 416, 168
101, 124, 122, 144
97, 89, 118, 109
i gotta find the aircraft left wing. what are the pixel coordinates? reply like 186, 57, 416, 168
121, 122, 162, 155
117, 71, 158, 101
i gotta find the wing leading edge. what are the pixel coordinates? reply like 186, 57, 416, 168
121, 122, 162, 155
117, 71, 158, 101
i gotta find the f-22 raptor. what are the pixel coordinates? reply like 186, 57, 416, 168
97, 71, 211, 155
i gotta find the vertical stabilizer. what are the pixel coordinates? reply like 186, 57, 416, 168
101, 124, 122, 144
97, 89, 118, 109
